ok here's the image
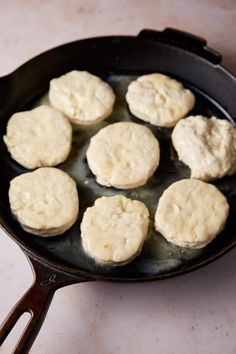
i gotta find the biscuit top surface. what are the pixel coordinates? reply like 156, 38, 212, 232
155, 179, 229, 248
49, 70, 115, 124
9, 167, 79, 230
81, 195, 149, 264
4, 105, 72, 169
172, 116, 236, 181
86, 121, 160, 189
126, 73, 195, 127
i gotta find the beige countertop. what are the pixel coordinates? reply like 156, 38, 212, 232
0, 1, 236, 353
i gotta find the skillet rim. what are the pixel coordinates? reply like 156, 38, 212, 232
0, 32, 236, 281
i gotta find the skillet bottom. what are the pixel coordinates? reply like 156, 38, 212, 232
2, 73, 236, 280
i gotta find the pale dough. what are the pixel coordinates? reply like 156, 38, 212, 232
9, 167, 79, 237
126, 73, 195, 127
4, 105, 72, 169
155, 179, 229, 248
86, 122, 160, 189
172, 116, 236, 181
81, 195, 150, 265
49, 70, 115, 125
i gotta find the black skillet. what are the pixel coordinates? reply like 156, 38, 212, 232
0, 28, 236, 353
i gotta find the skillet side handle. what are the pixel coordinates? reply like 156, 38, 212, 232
138, 28, 222, 65
0, 255, 87, 354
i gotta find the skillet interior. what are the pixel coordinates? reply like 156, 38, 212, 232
0, 34, 235, 280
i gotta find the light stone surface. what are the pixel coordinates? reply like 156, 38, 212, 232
0, 1, 236, 354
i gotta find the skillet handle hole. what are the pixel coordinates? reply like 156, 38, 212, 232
0, 281, 54, 354
0, 312, 31, 354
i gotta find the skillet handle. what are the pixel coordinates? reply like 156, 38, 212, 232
138, 28, 222, 65
0, 75, 13, 120
0, 255, 87, 354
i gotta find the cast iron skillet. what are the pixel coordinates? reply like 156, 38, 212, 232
0, 28, 236, 353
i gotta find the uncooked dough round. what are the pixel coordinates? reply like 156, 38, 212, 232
126, 73, 195, 127
49, 70, 115, 125
155, 179, 229, 248
172, 115, 236, 181
4, 105, 72, 169
81, 195, 150, 265
9, 167, 79, 237
86, 122, 160, 189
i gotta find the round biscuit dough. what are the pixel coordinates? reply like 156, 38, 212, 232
172, 116, 236, 181
126, 73, 195, 127
49, 70, 115, 125
155, 179, 229, 248
81, 195, 150, 265
9, 167, 79, 237
86, 122, 160, 189
4, 105, 72, 169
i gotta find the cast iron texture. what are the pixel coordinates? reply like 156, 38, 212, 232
0, 28, 235, 353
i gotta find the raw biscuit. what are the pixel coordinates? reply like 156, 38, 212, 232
49, 70, 115, 125
4, 105, 72, 169
81, 195, 150, 265
86, 122, 160, 189
172, 115, 236, 181
126, 73, 195, 127
155, 179, 229, 248
9, 167, 79, 237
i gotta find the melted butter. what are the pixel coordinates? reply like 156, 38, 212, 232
29, 73, 227, 276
